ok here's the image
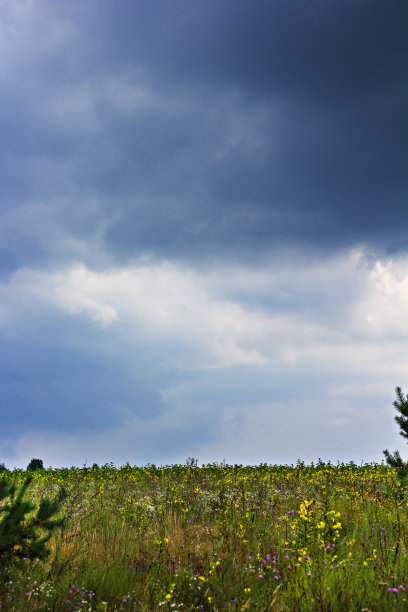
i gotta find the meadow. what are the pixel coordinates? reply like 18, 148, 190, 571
0, 460, 408, 611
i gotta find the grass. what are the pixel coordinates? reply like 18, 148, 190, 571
0, 460, 408, 610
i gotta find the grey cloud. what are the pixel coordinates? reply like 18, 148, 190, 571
0, 330, 164, 439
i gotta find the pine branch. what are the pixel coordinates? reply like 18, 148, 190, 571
0, 474, 67, 562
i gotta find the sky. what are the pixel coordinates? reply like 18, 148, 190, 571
0, 0, 407, 469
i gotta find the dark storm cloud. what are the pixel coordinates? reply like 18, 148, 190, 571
0, 0, 406, 271
71, 0, 408, 258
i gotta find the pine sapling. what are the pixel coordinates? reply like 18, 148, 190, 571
383, 386, 408, 470
0, 473, 67, 562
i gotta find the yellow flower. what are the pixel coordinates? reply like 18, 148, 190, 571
198, 576, 206, 582
244, 588, 251, 593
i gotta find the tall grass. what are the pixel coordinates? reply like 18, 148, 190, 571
0, 461, 407, 610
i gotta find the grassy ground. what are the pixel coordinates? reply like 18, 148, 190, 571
0, 461, 408, 611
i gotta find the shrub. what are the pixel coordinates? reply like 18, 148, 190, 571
27, 458, 44, 471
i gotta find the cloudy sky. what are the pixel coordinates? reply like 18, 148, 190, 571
0, 0, 407, 468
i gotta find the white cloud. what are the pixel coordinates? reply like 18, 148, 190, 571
356, 258, 408, 338
1, 248, 407, 467
1, 248, 407, 370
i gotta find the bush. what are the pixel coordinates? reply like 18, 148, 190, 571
0, 474, 67, 562
27, 458, 44, 471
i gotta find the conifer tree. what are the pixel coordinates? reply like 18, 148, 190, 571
383, 386, 408, 468
0, 474, 67, 562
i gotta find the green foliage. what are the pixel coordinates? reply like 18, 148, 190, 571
383, 386, 408, 469
393, 386, 408, 440
0, 462, 7, 472
0, 473, 67, 562
27, 458, 44, 471
383, 448, 404, 468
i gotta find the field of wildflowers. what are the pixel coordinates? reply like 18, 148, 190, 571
0, 460, 408, 611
